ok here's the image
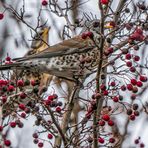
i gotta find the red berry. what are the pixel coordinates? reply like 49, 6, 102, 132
129, 114, 135, 121
81, 32, 87, 39
130, 67, 136, 72
17, 80, 24, 87
125, 53, 131, 60
20, 92, 27, 99
30, 80, 35, 86
136, 81, 143, 87
103, 90, 108, 96
47, 133, 53, 139
102, 114, 110, 121
100, 84, 106, 90
19, 104, 26, 110
108, 120, 114, 126
21, 112, 26, 118
110, 81, 116, 87
140, 143, 145, 148
0, 13, 4, 20
38, 142, 44, 147
56, 107, 62, 113
6, 56, 11, 61
130, 79, 137, 85
134, 55, 140, 61
107, 47, 114, 54
7, 85, 15, 92
86, 31, 94, 39
33, 133, 38, 138
10, 122, 16, 128
127, 84, 133, 91
98, 137, 105, 143
1, 96, 7, 103
126, 61, 132, 67
98, 120, 105, 126
100, 0, 109, 5
4, 140, 11, 146
42, 0, 48, 6
140, 75, 147, 82
109, 138, 115, 143
135, 139, 139, 144
113, 96, 119, 102
121, 85, 126, 91
131, 94, 136, 100
0, 126, 3, 132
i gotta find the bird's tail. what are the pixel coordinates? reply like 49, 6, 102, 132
0, 62, 22, 71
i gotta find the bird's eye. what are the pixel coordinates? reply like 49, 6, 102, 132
93, 21, 100, 28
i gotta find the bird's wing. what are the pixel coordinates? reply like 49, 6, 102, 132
14, 35, 95, 61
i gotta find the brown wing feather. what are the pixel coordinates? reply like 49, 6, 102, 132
14, 36, 95, 61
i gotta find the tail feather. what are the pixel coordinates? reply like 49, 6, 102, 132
0, 63, 22, 71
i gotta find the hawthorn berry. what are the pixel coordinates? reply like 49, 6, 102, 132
130, 79, 137, 85
108, 120, 114, 126
103, 90, 108, 96
130, 67, 136, 72
33, 133, 38, 138
20, 92, 27, 99
113, 96, 119, 102
109, 138, 115, 143
81, 32, 87, 39
102, 114, 110, 121
86, 31, 94, 39
100, 84, 106, 90
127, 109, 133, 115
98, 120, 105, 126
140, 143, 145, 148
0, 126, 3, 132
34, 139, 39, 144
6, 56, 11, 61
140, 76, 147, 82
110, 81, 116, 87
135, 139, 139, 144
17, 80, 24, 87
100, 0, 109, 5
47, 133, 53, 139
42, 0, 48, 6
0, 13, 4, 20
129, 114, 135, 121
19, 104, 26, 110
98, 137, 105, 144
107, 47, 114, 54
4, 140, 11, 146
38, 142, 44, 147
56, 106, 62, 113
125, 53, 131, 60
131, 94, 136, 100
1, 96, 7, 103
127, 84, 133, 91
134, 55, 140, 62
7, 85, 15, 92
134, 111, 139, 116
10, 122, 16, 128
126, 61, 132, 67
21, 112, 26, 118
121, 85, 126, 91
136, 81, 143, 87
132, 104, 138, 110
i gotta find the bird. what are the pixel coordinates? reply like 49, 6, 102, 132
0, 20, 101, 83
